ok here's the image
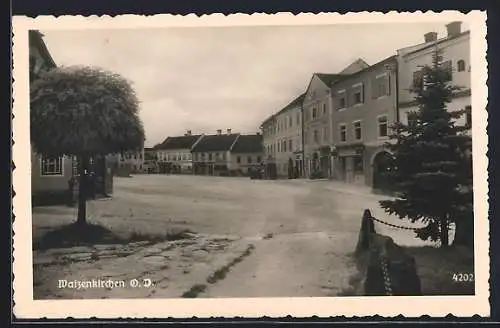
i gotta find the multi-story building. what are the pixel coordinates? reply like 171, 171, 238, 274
155, 131, 203, 174
397, 21, 471, 134
29, 30, 76, 203
229, 134, 264, 175
302, 59, 369, 178
330, 56, 398, 188
261, 93, 305, 178
191, 129, 240, 176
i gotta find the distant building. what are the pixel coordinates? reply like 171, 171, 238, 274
116, 149, 145, 174
144, 147, 159, 173
191, 129, 240, 176
155, 131, 203, 174
229, 133, 264, 175
261, 93, 305, 178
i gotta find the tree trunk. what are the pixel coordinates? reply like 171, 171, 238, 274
453, 214, 474, 248
439, 215, 449, 248
77, 154, 89, 225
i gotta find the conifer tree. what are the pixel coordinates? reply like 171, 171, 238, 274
379, 46, 473, 248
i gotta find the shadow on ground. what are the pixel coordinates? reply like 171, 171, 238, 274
33, 221, 194, 251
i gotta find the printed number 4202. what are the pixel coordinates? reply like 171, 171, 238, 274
452, 273, 474, 282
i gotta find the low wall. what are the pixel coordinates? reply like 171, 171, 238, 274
355, 209, 422, 296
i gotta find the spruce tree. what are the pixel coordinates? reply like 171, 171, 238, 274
379, 46, 473, 248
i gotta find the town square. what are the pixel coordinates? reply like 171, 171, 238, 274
25, 15, 480, 303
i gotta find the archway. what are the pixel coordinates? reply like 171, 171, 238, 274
372, 151, 394, 192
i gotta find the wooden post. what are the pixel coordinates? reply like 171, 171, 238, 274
355, 209, 376, 254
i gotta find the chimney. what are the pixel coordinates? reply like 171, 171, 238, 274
226, 128, 232, 134
256, 132, 260, 136
424, 32, 438, 43
216, 129, 222, 135
185, 130, 192, 136
446, 21, 462, 38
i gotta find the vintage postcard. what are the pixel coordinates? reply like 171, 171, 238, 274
12, 11, 489, 319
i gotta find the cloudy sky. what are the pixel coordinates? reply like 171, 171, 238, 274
41, 21, 467, 147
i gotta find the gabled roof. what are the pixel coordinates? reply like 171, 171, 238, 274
329, 55, 397, 88
155, 135, 202, 150
275, 93, 306, 116
315, 73, 344, 87
338, 58, 370, 75
191, 134, 239, 152
29, 30, 57, 68
260, 92, 305, 128
231, 134, 263, 153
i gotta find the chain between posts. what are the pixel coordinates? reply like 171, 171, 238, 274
367, 215, 422, 232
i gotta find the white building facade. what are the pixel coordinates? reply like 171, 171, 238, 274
397, 21, 471, 133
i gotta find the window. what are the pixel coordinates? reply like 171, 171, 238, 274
289, 115, 293, 128
412, 70, 424, 91
353, 121, 362, 140
407, 112, 418, 129
283, 140, 287, 152
378, 116, 388, 138
354, 156, 364, 173
322, 103, 327, 115
277, 142, 281, 153
457, 60, 466, 72
313, 130, 319, 143
339, 124, 347, 142
352, 83, 364, 105
208, 153, 213, 161
339, 96, 346, 110
441, 60, 452, 81
465, 105, 472, 128
373, 74, 390, 98
257, 156, 261, 163
41, 156, 63, 176
289, 139, 293, 151
353, 91, 362, 104
237, 156, 241, 163
312, 107, 317, 119
247, 156, 252, 164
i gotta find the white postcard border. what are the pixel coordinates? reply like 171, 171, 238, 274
12, 11, 490, 318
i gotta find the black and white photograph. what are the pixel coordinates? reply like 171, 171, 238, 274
12, 11, 489, 318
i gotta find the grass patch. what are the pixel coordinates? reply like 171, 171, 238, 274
339, 245, 474, 296
181, 284, 207, 298
207, 244, 255, 284
404, 245, 475, 295
33, 221, 194, 251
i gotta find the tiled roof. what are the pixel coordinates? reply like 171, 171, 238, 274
29, 30, 57, 68
155, 135, 202, 150
231, 134, 263, 153
276, 93, 306, 116
191, 134, 239, 152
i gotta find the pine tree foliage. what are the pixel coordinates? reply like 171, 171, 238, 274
379, 46, 473, 247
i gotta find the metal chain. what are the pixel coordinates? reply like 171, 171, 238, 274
379, 255, 393, 296
368, 215, 421, 231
